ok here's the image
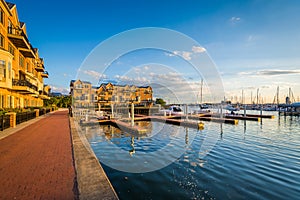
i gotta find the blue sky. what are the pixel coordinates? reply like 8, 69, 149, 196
12, 0, 300, 103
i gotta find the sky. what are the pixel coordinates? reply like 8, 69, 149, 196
11, 0, 300, 103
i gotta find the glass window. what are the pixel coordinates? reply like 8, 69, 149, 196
0, 8, 3, 25
19, 55, 24, 68
0, 33, 4, 48
8, 44, 15, 58
0, 60, 6, 79
8, 20, 13, 34
8, 62, 11, 79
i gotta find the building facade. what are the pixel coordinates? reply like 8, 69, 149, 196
70, 80, 153, 108
0, 1, 49, 109
70, 80, 98, 108
97, 83, 153, 107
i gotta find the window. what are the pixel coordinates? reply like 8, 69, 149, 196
7, 96, 10, 108
8, 44, 15, 58
8, 20, 13, 34
0, 8, 3, 25
19, 55, 24, 68
0, 60, 6, 79
8, 62, 11, 79
0, 33, 4, 48
76, 84, 82, 89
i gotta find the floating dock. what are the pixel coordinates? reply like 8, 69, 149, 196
186, 115, 239, 125
150, 116, 204, 130
244, 114, 275, 119
111, 120, 148, 134
95, 115, 205, 132
197, 113, 274, 121
224, 115, 261, 122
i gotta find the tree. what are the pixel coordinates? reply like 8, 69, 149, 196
44, 96, 71, 108
155, 98, 166, 107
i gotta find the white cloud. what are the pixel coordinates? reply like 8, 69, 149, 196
50, 85, 69, 94
164, 52, 175, 57
230, 17, 240, 21
192, 46, 206, 53
173, 51, 192, 60
83, 70, 107, 80
230, 16, 241, 24
238, 69, 300, 77
166, 46, 206, 61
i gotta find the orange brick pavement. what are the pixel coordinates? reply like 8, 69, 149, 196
0, 110, 77, 199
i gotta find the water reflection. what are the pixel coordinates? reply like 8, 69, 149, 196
185, 127, 188, 145
82, 111, 300, 200
129, 136, 135, 156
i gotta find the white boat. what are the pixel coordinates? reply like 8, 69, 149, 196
159, 106, 184, 115
225, 105, 240, 111
291, 102, 300, 107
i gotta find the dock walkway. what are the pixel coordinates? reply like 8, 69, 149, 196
0, 110, 77, 199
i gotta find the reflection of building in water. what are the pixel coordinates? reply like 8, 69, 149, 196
97, 82, 153, 107
129, 136, 135, 156
135, 121, 152, 131
102, 125, 122, 140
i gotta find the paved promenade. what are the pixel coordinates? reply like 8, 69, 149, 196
0, 110, 77, 199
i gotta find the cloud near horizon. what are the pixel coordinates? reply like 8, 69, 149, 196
239, 69, 300, 76
50, 85, 69, 94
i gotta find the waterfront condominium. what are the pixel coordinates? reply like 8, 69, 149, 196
70, 80, 153, 109
0, 0, 50, 109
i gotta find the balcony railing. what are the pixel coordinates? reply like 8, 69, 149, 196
7, 27, 36, 58
12, 79, 38, 91
41, 71, 49, 78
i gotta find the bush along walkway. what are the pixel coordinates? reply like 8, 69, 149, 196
0, 110, 78, 199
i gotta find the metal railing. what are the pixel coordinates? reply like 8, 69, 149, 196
7, 27, 35, 50
12, 79, 38, 91
0, 115, 11, 131
16, 111, 36, 125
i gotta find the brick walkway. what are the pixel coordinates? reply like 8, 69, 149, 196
0, 110, 77, 199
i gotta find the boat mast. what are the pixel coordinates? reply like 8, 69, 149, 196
200, 79, 203, 104
256, 88, 259, 105
242, 89, 244, 105
277, 86, 280, 105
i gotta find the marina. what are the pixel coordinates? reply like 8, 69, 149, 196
83, 110, 300, 199
1, 0, 299, 199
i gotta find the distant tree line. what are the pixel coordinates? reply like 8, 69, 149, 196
155, 98, 166, 107
44, 95, 71, 108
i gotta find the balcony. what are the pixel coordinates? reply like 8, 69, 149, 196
41, 71, 49, 78
38, 90, 50, 100
35, 63, 45, 72
7, 27, 36, 58
12, 79, 38, 94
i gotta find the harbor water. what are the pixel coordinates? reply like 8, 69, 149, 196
84, 111, 300, 199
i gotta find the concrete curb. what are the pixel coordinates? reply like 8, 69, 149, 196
69, 116, 119, 200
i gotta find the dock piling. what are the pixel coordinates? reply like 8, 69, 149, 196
131, 103, 134, 127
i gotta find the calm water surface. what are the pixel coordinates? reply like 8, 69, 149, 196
84, 111, 300, 199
